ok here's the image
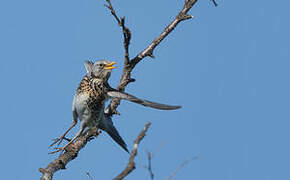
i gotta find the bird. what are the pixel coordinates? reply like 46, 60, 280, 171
50, 60, 181, 153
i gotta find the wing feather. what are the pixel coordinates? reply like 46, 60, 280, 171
107, 91, 181, 110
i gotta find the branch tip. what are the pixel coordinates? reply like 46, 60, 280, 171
39, 168, 46, 174
146, 151, 154, 180
168, 156, 198, 180
86, 171, 94, 180
129, 78, 136, 83
149, 53, 155, 59
178, 14, 193, 21
114, 122, 151, 180
211, 0, 218, 7
104, 4, 109, 8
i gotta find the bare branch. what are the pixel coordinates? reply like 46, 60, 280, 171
131, 0, 197, 65
211, 0, 218, 7
40, 0, 205, 178
104, 0, 132, 116
106, 0, 199, 116
143, 141, 166, 180
104, 0, 121, 25
39, 128, 100, 180
168, 156, 198, 180
104, 0, 131, 69
86, 171, 94, 180
113, 122, 151, 180
146, 151, 154, 180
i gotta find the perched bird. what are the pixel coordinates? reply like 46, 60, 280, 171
50, 60, 181, 153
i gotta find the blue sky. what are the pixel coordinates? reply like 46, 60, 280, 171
1, 0, 290, 179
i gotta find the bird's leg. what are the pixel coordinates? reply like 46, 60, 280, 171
49, 123, 86, 154
50, 117, 77, 147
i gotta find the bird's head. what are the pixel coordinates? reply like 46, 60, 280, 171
84, 60, 117, 81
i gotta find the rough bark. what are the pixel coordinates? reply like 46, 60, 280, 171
39, 128, 100, 180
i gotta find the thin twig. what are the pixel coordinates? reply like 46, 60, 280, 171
40, 0, 204, 178
146, 151, 154, 180
39, 128, 100, 180
211, 0, 218, 7
105, 0, 199, 116
168, 156, 198, 180
86, 171, 94, 180
113, 122, 151, 180
131, 0, 197, 64
143, 141, 166, 179
104, 0, 132, 116
151, 140, 166, 158
104, 0, 121, 25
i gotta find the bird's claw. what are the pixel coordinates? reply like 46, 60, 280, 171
49, 147, 65, 154
50, 136, 71, 147
49, 138, 62, 147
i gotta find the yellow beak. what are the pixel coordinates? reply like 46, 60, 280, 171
104, 62, 117, 70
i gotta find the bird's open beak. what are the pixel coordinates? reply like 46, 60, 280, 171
104, 62, 117, 70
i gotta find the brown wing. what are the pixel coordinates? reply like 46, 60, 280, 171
107, 91, 181, 110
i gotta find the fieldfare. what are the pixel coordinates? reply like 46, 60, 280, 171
50, 60, 181, 153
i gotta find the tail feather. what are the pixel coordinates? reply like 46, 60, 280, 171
100, 114, 129, 153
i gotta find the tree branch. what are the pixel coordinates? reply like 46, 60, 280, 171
211, 0, 218, 7
146, 151, 154, 180
113, 122, 151, 180
104, 0, 133, 116
168, 156, 198, 180
104, 0, 131, 63
105, 0, 198, 116
40, 0, 202, 178
39, 128, 100, 180
86, 171, 94, 180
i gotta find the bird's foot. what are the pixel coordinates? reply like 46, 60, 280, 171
50, 135, 70, 147
49, 140, 75, 154
49, 147, 65, 154
49, 138, 62, 147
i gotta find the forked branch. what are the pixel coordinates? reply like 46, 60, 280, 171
40, 0, 201, 179
113, 122, 151, 180
105, 0, 199, 116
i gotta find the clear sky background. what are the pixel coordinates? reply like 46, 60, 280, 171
0, 0, 289, 180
